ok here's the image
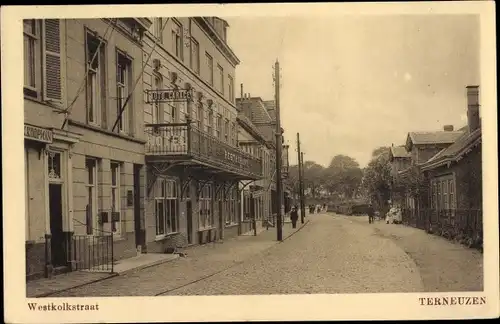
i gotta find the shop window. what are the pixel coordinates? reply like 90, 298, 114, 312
199, 183, 213, 229
155, 178, 179, 236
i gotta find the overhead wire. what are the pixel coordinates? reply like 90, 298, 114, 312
60, 18, 118, 129
111, 18, 171, 133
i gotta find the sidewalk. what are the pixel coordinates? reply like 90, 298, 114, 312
27, 219, 310, 297
343, 214, 483, 292
27, 253, 178, 297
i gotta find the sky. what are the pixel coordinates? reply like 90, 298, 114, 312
224, 15, 480, 168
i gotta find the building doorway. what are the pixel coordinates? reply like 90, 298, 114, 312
49, 183, 65, 267
186, 200, 193, 244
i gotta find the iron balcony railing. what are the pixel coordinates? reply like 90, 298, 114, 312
145, 123, 263, 178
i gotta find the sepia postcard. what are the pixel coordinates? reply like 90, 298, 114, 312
2, 2, 499, 323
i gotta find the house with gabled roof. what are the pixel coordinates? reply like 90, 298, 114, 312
236, 94, 290, 226
418, 85, 482, 248
396, 85, 483, 249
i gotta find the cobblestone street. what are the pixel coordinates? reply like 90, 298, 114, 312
48, 213, 483, 297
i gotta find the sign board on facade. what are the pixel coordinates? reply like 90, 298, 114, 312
146, 89, 193, 103
222, 149, 250, 167
24, 124, 53, 144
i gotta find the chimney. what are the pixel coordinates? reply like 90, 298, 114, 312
240, 83, 244, 101
466, 85, 481, 132
443, 125, 454, 131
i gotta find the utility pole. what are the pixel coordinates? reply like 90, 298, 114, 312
297, 133, 305, 224
274, 60, 283, 241
301, 151, 305, 217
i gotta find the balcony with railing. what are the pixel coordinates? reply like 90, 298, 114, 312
145, 123, 263, 180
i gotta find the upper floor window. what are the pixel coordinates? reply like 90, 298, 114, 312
197, 103, 204, 129
205, 52, 213, 85
154, 18, 163, 44
172, 21, 182, 60
24, 19, 62, 102
228, 75, 234, 102
152, 73, 163, 124
224, 118, 229, 143
85, 31, 107, 127
207, 109, 214, 135
190, 38, 200, 75
24, 20, 37, 89
217, 64, 224, 94
216, 114, 222, 139
116, 51, 132, 134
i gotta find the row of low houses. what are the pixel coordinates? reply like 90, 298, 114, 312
389, 85, 483, 249
24, 17, 291, 281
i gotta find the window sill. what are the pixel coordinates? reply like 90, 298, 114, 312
197, 227, 215, 232
155, 232, 180, 242
68, 119, 146, 144
24, 94, 64, 111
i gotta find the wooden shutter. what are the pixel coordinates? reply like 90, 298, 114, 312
43, 19, 62, 102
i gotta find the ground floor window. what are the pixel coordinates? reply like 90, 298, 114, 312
110, 162, 121, 234
85, 158, 98, 235
25, 147, 30, 239
225, 185, 238, 225
155, 177, 179, 236
198, 182, 213, 229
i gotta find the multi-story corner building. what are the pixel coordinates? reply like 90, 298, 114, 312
142, 17, 263, 250
24, 18, 152, 280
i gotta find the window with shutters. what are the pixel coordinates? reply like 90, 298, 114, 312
116, 51, 132, 134
190, 38, 200, 75
43, 19, 62, 102
23, 19, 63, 102
172, 20, 182, 60
85, 31, 107, 127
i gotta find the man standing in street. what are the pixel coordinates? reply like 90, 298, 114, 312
290, 205, 299, 228
367, 204, 375, 224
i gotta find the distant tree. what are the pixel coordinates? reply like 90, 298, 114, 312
371, 146, 391, 158
323, 155, 363, 201
361, 149, 392, 213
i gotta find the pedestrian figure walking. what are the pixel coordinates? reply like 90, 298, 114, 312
367, 204, 375, 224
290, 205, 299, 228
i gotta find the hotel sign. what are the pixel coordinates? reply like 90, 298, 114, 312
24, 124, 53, 144
146, 89, 193, 103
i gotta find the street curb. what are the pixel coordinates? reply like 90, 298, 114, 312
32, 255, 180, 298
34, 221, 311, 297
32, 273, 119, 298
115, 254, 180, 276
